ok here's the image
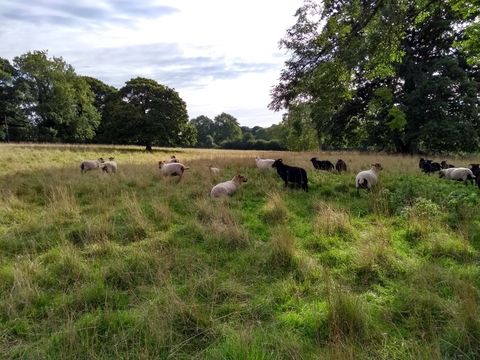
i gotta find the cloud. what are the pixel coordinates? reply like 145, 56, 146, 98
0, 0, 179, 29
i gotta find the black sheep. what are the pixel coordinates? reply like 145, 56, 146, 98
335, 159, 347, 173
272, 159, 308, 192
469, 164, 480, 188
441, 160, 455, 169
310, 157, 334, 171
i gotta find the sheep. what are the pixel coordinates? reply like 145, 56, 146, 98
255, 156, 275, 170
419, 158, 426, 169
441, 160, 455, 169
335, 159, 347, 173
272, 159, 308, 192
80, 157, 104, 173
310, 157, 334, 171
210, 174, 248, 197
356, 163, 383, 194
421, 159, 440, 175
209, 165, 220, 175
440, 167, 476, 185
438, 168, 456, 180
469, 164, 480, 188
101, 157, 117, 174
158, 161, 190, 178
168, 156, 179, 163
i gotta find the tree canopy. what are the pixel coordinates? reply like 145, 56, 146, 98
103, 77, 194, 151
270, 0, 480, 153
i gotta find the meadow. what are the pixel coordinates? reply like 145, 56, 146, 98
0, 143, 479, 359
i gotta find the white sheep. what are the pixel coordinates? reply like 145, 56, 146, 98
210, 174, 248, 197
168, 156, 179, 163
439, 167, 475, 185
356, 163, 383, 194
209, 165, 220, 175
158, 161, 190, 178
101, 157, 117, 174
438, 168, 456, 179
80, 157, 104, 173
255, 156, 275, 170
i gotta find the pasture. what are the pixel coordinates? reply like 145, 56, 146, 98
0, 143, 479, 359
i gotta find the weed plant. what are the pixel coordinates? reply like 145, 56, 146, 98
0, 144, 479, 359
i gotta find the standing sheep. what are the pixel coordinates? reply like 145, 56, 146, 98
439, 167, 476, 185
80, 157, 104, 173
101, 157, 117, 174
272, 159, 308, 192
208, 165, 220, 175
210, 174, 248, 197
310, 157, 334, 171
335, 159, 347, 173
158, 161, 190, 178
356, 163, 383, 194
255, 156, 275, 170
168, 156, 179, 163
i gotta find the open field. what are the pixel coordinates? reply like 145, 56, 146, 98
0, 143, 479, 359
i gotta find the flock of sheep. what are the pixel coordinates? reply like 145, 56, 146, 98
78, 154, 479, 198
419, 157, 479, 186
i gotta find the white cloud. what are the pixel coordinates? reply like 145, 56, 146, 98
0, 0, 303, 127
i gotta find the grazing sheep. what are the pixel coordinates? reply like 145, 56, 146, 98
209, 165, 220, 175
101, 157, 117, 174
272, 159, 308, 192
440, 167, 476, 185
356, 163, 383, 194
168, 156, 179, 163
210, 174, 248, 197
255, 156, 275, 170
335, 159, 347, 174
80, 157, 104, 173
441, 160, 455, 169
310, 157, 334, 171
158, 161, 190, 178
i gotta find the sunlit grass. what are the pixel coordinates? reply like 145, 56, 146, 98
0, 143, 479, 359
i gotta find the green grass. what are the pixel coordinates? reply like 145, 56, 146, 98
0, 144, 479, 359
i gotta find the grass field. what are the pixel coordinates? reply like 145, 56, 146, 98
0, 143, 479, 359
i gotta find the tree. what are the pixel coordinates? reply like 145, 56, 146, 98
12, 50, 100, 142
104, 77, 190, 151
281, 104, 319, 151
190, 115, 214, 147
270, 0, 480, 153
212, 112, 242, 144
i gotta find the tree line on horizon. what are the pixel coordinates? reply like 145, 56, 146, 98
2, 0, 480, 154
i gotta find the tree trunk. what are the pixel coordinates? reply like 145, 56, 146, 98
4, 114, 9, 143
145, 143, 153, 151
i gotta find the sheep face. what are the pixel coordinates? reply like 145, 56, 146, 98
234, 174, 248, 184
371, 163, 383, 171
272, 159, 284, 168
158, 161, 166, 169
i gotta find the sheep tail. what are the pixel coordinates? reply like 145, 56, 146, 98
358, 178, 368, 189
184, 166, 190, 170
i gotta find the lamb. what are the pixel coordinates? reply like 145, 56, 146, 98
356, 163, 383, 194
101, 157, 117, 174
335, 159, 347, 173
441, 160, 455, 169
210, 174, 248, 197
209, 165, 220, 175
255, 156, 275, 170
158, 161, 190, 178
440, 167, 476, 185
310, 157, 334, 171
168, 156, 179, 163
272, 159, 308, 192
80, 157, 104, 173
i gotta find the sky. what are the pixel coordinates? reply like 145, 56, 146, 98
0, 0, 304, 128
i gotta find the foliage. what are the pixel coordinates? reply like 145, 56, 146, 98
270, 0, 480, 153
7, 51, 101, 142
103, 77, 191, 150
212, 112, 243, 144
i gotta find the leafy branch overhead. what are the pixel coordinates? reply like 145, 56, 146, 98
270, 0, 480, 153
